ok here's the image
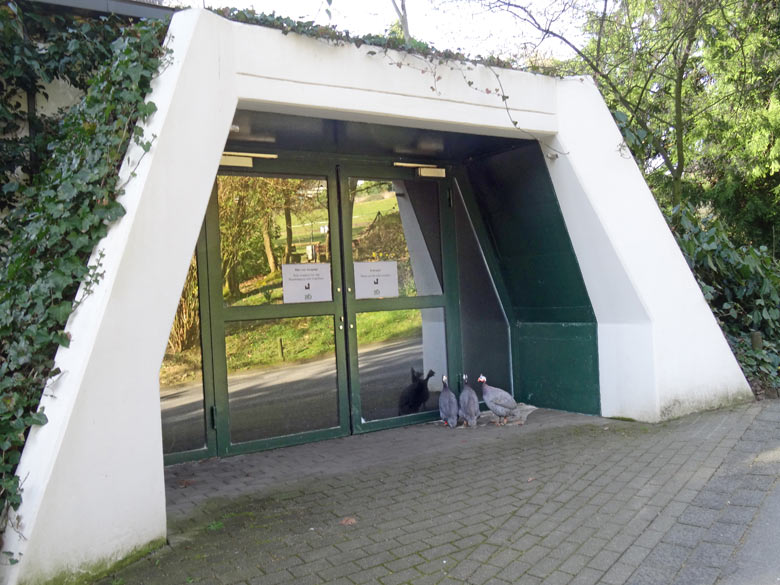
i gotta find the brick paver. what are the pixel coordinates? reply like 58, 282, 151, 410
94, 401, 780, 585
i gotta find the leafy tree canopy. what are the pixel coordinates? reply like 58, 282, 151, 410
480, 0, 780, 254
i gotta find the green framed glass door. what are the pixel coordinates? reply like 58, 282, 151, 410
160, 224, 218, 463
338, 165, 461, 433
162, 159, 462, 461
204, 165, 351, 455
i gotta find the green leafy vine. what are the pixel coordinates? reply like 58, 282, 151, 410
0, 0, 168, 535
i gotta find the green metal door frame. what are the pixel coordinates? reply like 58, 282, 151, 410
162, 210, 219, 466
335, 163, 461, 433
204, 161, 351, 456
164, 156, 463, 461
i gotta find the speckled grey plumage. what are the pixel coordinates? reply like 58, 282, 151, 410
479, 374, 517, 420
458, 375, 480, 427
438, 376, 458, 428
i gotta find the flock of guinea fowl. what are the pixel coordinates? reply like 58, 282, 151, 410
440, 374, 520, 428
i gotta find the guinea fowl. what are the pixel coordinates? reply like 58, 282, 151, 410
478, 374, 517, 425
458, 374, 480, 428
439, 375, 458, 428
398, 368, 435, 415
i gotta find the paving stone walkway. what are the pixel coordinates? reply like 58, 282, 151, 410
95, 400, 780, 585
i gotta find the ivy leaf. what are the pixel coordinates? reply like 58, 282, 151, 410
27, 411, 48, 426
48, 301, 72, 324
52, 332, 71, 348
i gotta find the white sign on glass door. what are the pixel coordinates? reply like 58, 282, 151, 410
282, 264, 332, 303
354, 261, 399, 299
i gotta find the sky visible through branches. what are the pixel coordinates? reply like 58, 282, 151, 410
156, 0, 584, 60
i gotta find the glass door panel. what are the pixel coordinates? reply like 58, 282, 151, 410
160, 250, 209, 456
355, 308, 447, 422
344, 169, 452, 431
226, 316, 340, 444
208, 168, 349, 454
349, 178, 442, 298
217, 176, 331, 308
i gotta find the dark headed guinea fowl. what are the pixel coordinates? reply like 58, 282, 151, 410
398, 367, 435, 415
478, 374, 517, 425
439, 375, 458, 428
458, 374, 480, 428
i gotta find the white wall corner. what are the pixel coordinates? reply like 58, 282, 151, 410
548, 75, 751, 422
2, 9, 237, 585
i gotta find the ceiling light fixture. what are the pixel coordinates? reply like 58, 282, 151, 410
223, 151, 278, 159
393, 162, 438, 168
417, 167, 446, 178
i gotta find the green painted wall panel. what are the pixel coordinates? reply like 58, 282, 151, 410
499, 252, 593, 319
515, 322, 600, 415
464, 142, 600, 414
467, 144, 595, 323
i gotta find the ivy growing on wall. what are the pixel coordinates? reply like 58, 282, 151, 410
0, 1, 167, 530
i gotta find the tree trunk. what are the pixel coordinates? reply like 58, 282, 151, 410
262, 218, 277, 273
671, 30, 696, 213
226, 266, 241, 299
324, 230, 330, 261
284, 195, 293, 263
390, 0, 410, 44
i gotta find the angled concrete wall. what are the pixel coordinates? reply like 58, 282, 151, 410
548, 76, 751, 421
2, 10, 236, 585
2, 9, 751, 585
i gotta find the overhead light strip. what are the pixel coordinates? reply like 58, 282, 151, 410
393, 162, 438, 168
223, 151, 279, 159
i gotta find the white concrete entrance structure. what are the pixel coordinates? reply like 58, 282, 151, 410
2, 8, 751, 584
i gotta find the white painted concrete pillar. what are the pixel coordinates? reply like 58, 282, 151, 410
547, 76, 752, 421
2, 10, 238, 585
